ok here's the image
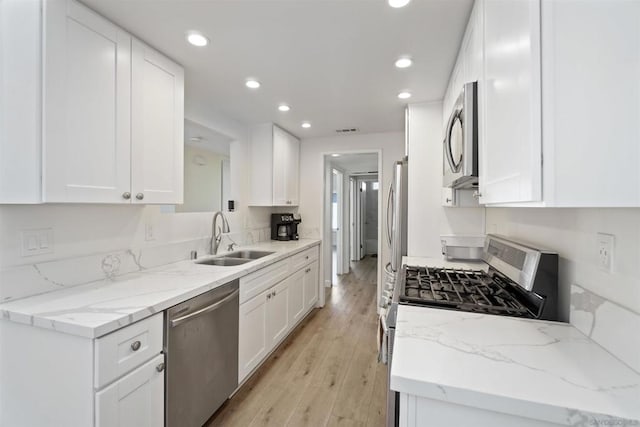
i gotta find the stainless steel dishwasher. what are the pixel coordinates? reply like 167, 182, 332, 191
165, 279, 239, 427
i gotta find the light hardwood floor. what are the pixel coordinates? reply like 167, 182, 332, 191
207, 255, 385, 427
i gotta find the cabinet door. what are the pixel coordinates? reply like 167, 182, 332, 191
238, 290, 268, 382
272, 126, 288, 205
43, 0, 131, 203
131, 39, 184, 204
480, 0, 542, 204
95, 354, 164, 427
303, 261, 319, 311
288, 268, 306, 327
286, 132, 300, 205
462, 0, 483, 85
266, 280, 289, 348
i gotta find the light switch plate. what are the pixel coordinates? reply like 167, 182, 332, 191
597, 233, 614, 273
21, 228, 54, 257
145, 223, 155, 241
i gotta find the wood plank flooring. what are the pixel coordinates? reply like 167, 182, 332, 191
207, 256, 385, 427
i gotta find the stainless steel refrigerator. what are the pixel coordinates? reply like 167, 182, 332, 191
385, 157, 408, 285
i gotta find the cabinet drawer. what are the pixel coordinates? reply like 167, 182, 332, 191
240, 260, 289, 304
94, 313, 163, 389
289, 246, 319, 273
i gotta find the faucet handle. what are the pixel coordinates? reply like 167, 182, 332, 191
227, 243, 237, 252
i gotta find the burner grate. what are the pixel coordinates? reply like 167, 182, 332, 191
401, 266, 532, 317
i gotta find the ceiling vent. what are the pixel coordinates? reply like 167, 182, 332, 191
335, 128, 359, 134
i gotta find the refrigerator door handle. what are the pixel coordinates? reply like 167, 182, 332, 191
386, 181, 394, 249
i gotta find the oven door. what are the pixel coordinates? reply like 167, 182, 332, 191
443, 81, 478, 189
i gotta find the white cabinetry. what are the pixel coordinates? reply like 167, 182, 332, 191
238, 246, 319, 383
249, 124, 300, 206
0, 312, 164, 426
131, 39, 184, 204
480, 0, 542, 205
0, 0, 184, 204
95, 354, 165, 427
464, 0, 640, 207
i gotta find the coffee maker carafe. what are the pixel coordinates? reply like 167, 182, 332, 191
271, 213, 301, 241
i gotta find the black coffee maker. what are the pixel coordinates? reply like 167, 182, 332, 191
271, 213, 301, 241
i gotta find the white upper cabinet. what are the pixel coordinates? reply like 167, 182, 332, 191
0, 0, 184, 204
44, 0, 132, 203
249, 124, 300, 206
539, 0, 640, 207
479, 0, 542, 205
131, 40, 184, 204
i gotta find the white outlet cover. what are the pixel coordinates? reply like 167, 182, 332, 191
21, 229, 54, 257
145, 223, 155, 241
596, 233, 614, 273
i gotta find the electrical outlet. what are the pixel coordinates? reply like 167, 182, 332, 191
597, 233, 614, 273
145, 223, 155, 241
21, 228, 54, 257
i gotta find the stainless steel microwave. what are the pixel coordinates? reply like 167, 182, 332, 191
443, 81, 478, 189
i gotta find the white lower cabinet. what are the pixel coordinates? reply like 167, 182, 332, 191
95, 354, 165, 427
238, 247, 320, 384
238, 288, 269, 380
303, 261, 319, 310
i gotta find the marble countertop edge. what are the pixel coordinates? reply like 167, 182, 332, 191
0, 239, 321, 339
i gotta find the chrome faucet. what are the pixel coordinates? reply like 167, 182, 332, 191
210, 211, 230, 255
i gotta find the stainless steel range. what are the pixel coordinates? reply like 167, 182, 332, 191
381, 234, 559, 426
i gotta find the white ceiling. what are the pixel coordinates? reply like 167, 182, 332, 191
329, 153, 379, 175
83, 0, 473, 138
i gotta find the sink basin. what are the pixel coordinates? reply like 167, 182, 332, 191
196, 257, 251, 267
222, 250, 275, 260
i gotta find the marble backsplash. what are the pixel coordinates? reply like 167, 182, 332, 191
0, 227, 271, 303
570, 284, 640, 374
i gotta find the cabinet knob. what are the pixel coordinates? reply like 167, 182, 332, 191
445, 198, 452, 203
267, 294, 271, 300
136, 193, 144, 200
156, 363, 165, 373
305, 268, 310, 273
472, 191, 482, 199
131, 340, 141, 351
272, 291, 276, 297
122, 192, 131, 200
305, 255, 309, 260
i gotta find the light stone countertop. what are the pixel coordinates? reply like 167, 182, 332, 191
0, 239, 320, 339
390, 305, 640, 426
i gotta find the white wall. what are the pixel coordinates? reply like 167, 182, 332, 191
298, 131, 405, 306
406, 101, 485, 257
486, 208, 640, 322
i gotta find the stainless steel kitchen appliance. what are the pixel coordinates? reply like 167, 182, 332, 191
383, 158, 408, 291
165, 280, 239, 427
443, 81, 478, 189
382, 235, 559, 426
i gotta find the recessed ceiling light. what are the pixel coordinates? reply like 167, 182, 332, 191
388, 0, 411, 8
331, 154, 340, 157
278, 104, 291, 112
395, 57, 413, 68
186, 31, 209, 47
301, 122, 311, 129
397, 91, 412, 99
245, 79, 261, 89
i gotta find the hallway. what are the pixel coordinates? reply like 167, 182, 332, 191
207, 256, 385, 427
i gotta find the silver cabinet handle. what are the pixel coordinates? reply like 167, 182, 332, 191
131, 341, 141, 351
272, 291, 276, 297
305, 255, 309, 260
136, 193, 144, 200
305, 268, 311, 273
446, 198, 452, 203
122, 192, 131, 200
156, 362, 165, 373
267, 293, 271, 300
473, 191, 482, 199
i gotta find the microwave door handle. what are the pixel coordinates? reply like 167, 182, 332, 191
445, 108, 463, 172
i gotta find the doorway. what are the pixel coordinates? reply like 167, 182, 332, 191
323, 152, 381, 294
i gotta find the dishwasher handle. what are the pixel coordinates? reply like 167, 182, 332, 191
169, 289, 239, 328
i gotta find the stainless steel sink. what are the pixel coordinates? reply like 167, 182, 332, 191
196, 258, 251, 267
222, 250, 275, 260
